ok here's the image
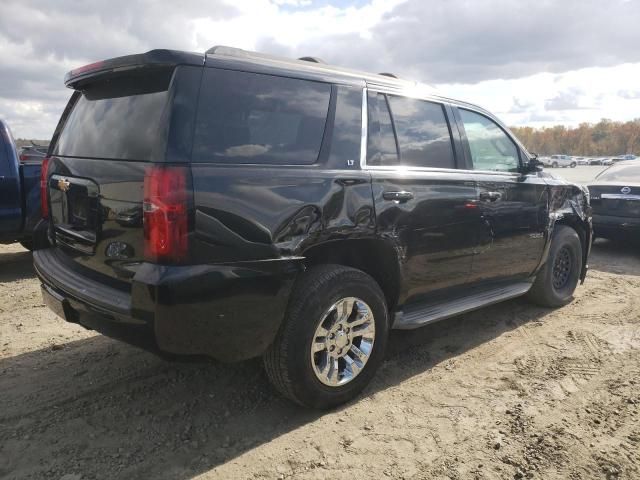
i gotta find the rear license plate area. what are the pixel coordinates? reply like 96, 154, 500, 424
49, 175, 99, 253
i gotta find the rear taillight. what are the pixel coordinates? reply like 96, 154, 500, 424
143, 165, 190, 263
40, 157, 50, 219
19, 153, 27, 163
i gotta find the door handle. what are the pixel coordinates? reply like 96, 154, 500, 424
479, 191, 502, 202
383, 191, 414, 203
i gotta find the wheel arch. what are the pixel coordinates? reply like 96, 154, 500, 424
541, 212, 591, 284
302, 238, 402, 313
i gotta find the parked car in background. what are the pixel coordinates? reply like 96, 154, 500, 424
35, 46, 592, 409
540, 154, 577, 168
602, 158, 614, 166
19, 143, 49, 163
576, 157, 590, 165
612, 154, 636, 162
0, 119, 43, 249
588, 161, 640, 239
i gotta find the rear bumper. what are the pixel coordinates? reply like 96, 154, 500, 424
34, 248, 302, 361
593, 214, 640, 236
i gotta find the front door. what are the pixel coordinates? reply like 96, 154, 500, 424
454, 107, 548, 285
366, 91, 482, 305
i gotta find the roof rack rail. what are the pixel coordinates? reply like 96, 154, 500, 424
298, 56, 326, 64
378, 72, 399, 78
205, 45, 248, 57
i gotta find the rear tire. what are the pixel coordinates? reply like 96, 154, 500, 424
570, 162, 577, 168
552, 162, 559, 168
264, 264, 389, 409
527, 226, 582, 308
19, 240, 33, 251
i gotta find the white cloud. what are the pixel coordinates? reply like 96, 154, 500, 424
437, 63, 640, 128
1, 0, 640, 139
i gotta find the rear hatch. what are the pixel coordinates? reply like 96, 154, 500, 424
47, 65, 177, 286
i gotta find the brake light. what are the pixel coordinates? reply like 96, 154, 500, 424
19, 153, 27, 163
40, 157, 50, 219
143, 165, 190, 263
69, 60, 106, 77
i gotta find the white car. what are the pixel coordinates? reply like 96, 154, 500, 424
540, 154, 577, 168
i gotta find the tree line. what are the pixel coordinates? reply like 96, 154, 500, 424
510, 119, 640, 157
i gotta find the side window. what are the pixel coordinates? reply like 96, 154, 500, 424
459, 109, 520, 172
367, 92, 399, 166
328, 86, 362, 166
193, 69, 331, 164
386, 96, 455, 169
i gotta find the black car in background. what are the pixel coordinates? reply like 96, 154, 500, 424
588, 161, 640, 239
34, 46, 592, 408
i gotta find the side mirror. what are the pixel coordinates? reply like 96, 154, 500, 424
525, 155, 544, 173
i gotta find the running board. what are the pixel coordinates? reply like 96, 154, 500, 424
393, 282, 533, 330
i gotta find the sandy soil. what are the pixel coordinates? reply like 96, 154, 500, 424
0, 240, 639, 480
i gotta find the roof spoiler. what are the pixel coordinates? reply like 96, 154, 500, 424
64, 49, 204, 89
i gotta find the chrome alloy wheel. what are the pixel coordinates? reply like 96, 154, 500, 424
310, 297, 376, 387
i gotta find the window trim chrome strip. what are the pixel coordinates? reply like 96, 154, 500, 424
360, 87, 368, 169
601, 193, 640, 201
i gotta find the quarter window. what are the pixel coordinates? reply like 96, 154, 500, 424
459, 109, 520, 172
328, 86, 362, 166
193, 69, 331, 165
386, 96, 455, 169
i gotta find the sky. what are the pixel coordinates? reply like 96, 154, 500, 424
1, 0, 640, 139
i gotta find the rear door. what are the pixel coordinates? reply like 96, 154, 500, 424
46, 65, 200, 284
453, 107, 548, 285
367, 90, 481, 305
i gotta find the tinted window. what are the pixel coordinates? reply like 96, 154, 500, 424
459, 109, 520, 172
328, 86, 362, 166
367, 92, 398, 166
193, 69, 331, 165
597, 164, 640, 182
53, 70, 172, 160
387, 96, 455, 168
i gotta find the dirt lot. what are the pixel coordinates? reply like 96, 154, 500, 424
1, 240, 639, 480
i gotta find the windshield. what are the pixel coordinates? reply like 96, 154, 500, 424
596, 164, 640, 183
53, 69, 173, 161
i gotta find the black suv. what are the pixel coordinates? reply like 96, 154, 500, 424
35, 47, 592, 408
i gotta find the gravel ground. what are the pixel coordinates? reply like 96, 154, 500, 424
1, 240, 639, 480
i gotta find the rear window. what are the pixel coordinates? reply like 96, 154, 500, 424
386, 95, 455, 169
597, 164, 640, 182
367, 92, 399, 166
192, 69, 331, 165
53, 69, 173, 161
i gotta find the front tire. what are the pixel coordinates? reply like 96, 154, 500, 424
264, 265, 389, 409
527, 226, 582, 307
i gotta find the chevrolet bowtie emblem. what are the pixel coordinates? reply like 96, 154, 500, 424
58, 178, 71, 192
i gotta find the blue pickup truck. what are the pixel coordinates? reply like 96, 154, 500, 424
0, 119, 43, 250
